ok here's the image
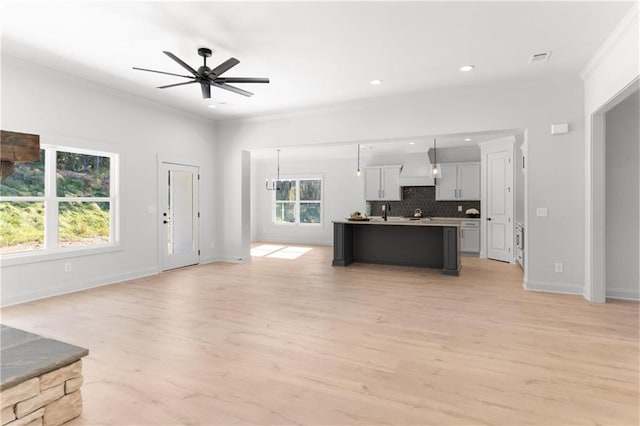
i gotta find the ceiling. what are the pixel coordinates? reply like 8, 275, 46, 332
1, 1, 633, 120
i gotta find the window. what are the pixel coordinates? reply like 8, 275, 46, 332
273, 177, 322, 225
0, 146, 118, 255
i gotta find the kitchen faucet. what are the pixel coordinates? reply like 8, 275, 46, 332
382, 202, 391, 221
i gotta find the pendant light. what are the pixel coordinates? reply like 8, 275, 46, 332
356, 143, 361, 176
265, 149, 282, 191
431, 138, 442, 179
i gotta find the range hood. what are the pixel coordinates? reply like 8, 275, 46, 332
399, 152, 435, 186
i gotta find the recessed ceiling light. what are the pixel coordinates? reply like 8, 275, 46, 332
464, 138, 472, 141
370, 79, 382, 86
208, 105, 217, 109
459, 65, 475, 72
408, 142, 415, 145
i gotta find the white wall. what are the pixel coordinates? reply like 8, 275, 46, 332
0, 55, 217, 306
582, 4, 639, 302
216, 78, 587, 295
253, 156, 365, 245
605, 91, 639, 299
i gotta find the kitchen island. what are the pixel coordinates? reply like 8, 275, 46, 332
332, 218, 460, 275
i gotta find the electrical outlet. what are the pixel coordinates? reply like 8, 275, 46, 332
554, 262, 563, 273
458, 205, 462, 212
64, 262, 72, 273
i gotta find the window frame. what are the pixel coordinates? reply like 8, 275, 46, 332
272, 175, 323, 226
0, 144, 120, 265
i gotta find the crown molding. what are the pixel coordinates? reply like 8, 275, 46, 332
581, 2, 639, 81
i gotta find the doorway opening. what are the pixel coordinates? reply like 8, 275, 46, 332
589, 78, 639, 302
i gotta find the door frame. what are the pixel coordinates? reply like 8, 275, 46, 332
156, 154, 201, 272
586, 78, 639, 303
479, 136, 516, 262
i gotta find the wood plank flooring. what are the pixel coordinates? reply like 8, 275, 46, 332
1, 244, 638, 425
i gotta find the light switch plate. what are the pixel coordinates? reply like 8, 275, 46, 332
536, 207, 548, 217
551, 123, 569, 135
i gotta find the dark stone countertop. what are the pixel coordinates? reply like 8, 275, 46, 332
1, 324, 89, 390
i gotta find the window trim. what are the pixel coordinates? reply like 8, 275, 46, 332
0, 143, 120, 262
272, 175, 323, 226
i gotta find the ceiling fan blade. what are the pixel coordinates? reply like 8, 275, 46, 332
163, 51, 198, 76
210, 81, 254, 97
201, 83, 211, 99
157, 80, 197, 89
213, 77, 270, 84
132, 67, 194, 79
209, 57, 240, 77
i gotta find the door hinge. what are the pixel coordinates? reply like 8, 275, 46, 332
198, 174, 200, 180
198, 212, 200, 218
198, 250, 200, 255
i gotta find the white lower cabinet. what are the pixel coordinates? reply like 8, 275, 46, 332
364, 166, 402, 201
461, 220, 480, 255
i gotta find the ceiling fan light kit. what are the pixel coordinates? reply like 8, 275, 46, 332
133, 47, 269, 99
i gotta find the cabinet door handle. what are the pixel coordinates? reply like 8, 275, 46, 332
459, 189, 462, 199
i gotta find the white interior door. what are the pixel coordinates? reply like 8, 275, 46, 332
159, 162, 199, 271
486, 150, 513, 262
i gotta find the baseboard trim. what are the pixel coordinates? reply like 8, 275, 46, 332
606, 287, 640, 301
524, 278, 584, 297
1, 266, 159, 308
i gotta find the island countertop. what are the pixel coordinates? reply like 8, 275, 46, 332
333, 217, 460, 227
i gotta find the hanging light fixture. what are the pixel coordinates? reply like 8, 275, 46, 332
356, 143, 361, 176
431, 138, 442, 179
266, 149, 283, 191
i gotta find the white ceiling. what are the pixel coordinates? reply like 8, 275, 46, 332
1, 1, 633, 120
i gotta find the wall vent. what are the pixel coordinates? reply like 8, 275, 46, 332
529, 51, 552, 63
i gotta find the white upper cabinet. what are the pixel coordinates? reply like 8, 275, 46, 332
437, 164, 458, 200
436, 162, 480, 201
458, 163, 481, 200
364, 166, 402, 201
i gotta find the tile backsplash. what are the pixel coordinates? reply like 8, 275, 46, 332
368, 186, 481, 218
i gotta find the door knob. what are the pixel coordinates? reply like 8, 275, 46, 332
163, 220, 168, 224
487, 218, 492, 221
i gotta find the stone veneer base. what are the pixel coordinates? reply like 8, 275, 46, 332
1, 360, 84, 426
1, 326, 88, 426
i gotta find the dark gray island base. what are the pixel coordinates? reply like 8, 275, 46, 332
332, 220, 461, 275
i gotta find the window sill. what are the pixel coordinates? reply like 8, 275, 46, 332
0, 244, 123, 267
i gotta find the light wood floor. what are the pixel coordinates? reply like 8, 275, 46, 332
2, 244, 638, 425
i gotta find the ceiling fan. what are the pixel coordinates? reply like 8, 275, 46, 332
133, 47, 269, 99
